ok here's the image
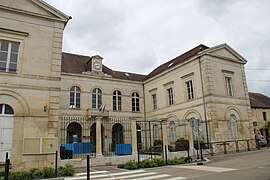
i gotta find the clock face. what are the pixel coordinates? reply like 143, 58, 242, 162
94, 62, 101, 70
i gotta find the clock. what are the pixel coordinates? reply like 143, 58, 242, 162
94, 62, 101, 70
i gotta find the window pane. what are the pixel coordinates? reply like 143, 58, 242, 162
11, 43, 19, 53
0, 62, 6, 70
10, 53, 18, 63
4, 105, 14, 114
0, 41, 8, 51
9, 63, 17, 71
0, 104, 2, 114
0, 52, 8, 61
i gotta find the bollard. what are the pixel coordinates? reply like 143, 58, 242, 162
4, 159, 10, 180
87, 155, 90, 180
55, 150, 58, 177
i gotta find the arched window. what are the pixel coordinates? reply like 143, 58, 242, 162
113, 90, 122, 111
92, 88, 102, 109
132, 92, 140, 112
153, 124, 159, 140
0, 104, 14, 115
230, 114, 238, 139
112, 123, 124, 151
169, 121, 176, 143
70, 86, 81, 108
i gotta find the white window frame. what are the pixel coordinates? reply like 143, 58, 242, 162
167, 88, 174, 105
169, 121, 176, 143
225, 77, 233, 96
132, 92, 140, 112
113, 90, 122, 111
153, 124, 159, 140
69, 86, 81, 109
152, 94, 157, 110
92, 88, 102, 109
230, 114, 238, 139
185, 80, 194, 100
0, 40, 19, 72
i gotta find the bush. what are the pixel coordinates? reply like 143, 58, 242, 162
140, 159, 158, 168
9, 171, 32, 180
168, 145, 175, 152
58, 164, 75, 176
175, 138, 189, 151
167, 157, 186, 165
123, 160, 138, 170
6, 164, 74, 180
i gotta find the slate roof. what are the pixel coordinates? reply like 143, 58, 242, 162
249, 92, 270, 109
61, 44, 209, 82
61, 52, 146, 82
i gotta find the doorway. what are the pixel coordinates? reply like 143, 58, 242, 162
0, 104, 14, 162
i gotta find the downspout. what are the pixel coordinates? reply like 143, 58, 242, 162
143, 83, 148, 148
198, 57, 211, 145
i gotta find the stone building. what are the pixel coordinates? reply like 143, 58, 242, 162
249, 92, 270, 139
0, 0, 70, 169
0, 0, 254, 170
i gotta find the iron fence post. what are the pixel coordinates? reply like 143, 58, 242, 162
55, 150, 58, 177
4, 158, 10, 180
235, 141, 239, 153
246, 140, 250, 151
87, 155, 90, 180
223, 142, 227, 154
165, 145, 168, 165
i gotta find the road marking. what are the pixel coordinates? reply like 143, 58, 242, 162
177, 165, 237, 172
117, 172, 157, 179
65, 169, 187, 180
109, 169, 145, 176
75, 170, 108, 176
130, 174, 171, 180
166, 177, 187, 180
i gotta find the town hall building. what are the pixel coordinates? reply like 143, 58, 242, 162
0, 0, 256, 170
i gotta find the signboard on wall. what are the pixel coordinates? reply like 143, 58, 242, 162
23, 137, 57, 155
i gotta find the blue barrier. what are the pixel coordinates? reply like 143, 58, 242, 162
61, 142, 92, 155
115, 144, 132, 155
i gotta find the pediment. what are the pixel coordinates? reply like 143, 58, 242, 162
206, 44, 247, 64
0, 0, 69, 21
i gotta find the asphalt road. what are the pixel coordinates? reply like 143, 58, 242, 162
149, 149, 270, 180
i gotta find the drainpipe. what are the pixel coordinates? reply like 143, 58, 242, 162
143, 83, 147, 148
198, 57, 211, 145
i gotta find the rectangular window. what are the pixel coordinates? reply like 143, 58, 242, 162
167, 88, 174, 105
185, 80, 194, 100
225, 77, 233, 96
0, 40, 19, 72
263, 112, 267, 121
152, 94, 157, 110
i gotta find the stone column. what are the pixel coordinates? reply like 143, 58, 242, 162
96, 117, 102, 156
131, 118, 138, 155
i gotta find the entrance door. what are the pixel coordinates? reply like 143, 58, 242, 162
0, 104, 14, 162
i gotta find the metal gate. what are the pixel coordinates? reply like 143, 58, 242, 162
136, 120, 164, 160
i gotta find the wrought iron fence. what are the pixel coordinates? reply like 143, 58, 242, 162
59, 116, 133, 159
101, 117, 132, 156
136, 120, 164, 160
59, 116, 96, 159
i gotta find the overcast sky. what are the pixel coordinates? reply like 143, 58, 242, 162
45, 0, 270, 96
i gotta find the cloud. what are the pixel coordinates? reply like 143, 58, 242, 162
45, 0, 270, 96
